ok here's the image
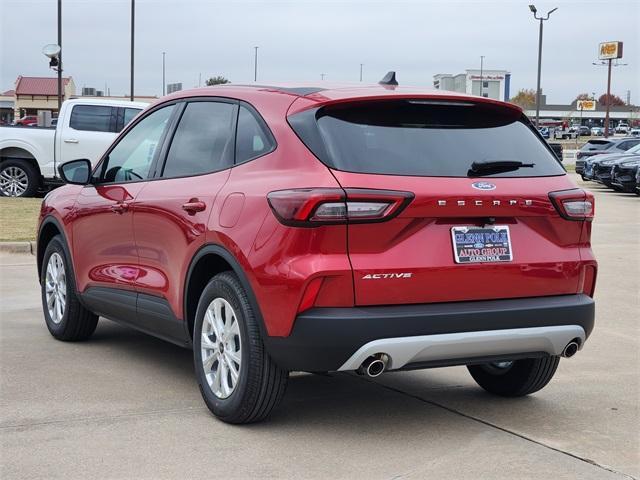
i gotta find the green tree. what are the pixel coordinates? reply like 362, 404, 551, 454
205, 76, 230, 86
598, 93, 625, 106
509, 89, 536, 109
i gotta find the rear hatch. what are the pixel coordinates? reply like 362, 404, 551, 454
289, 98, 589, 306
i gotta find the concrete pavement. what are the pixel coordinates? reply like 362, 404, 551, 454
1, 175, 638, 479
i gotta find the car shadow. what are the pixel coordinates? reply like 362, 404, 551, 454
86, 319, 546, 430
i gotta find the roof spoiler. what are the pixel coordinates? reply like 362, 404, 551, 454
378, 71, 398, 86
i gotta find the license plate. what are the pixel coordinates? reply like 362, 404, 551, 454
451, 226, 513, 264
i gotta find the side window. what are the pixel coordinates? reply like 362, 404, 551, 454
123, 108, 141, 127
98, 105, 175, 183
162, 101, 236, 178
235, 106, 275, 163
69, 105, 114, 132
622, 140, 639, 150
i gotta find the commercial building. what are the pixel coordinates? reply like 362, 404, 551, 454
11, 76, 76, 119
524, 93, 639, 128
433, 69, 511, 102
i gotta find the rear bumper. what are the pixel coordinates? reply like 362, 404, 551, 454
264, 294, 595, 372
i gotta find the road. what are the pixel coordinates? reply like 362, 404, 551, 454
1, 176, 638, 479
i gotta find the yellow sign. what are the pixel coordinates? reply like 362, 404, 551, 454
599, 41, 623, 60
577, 100, 596, 111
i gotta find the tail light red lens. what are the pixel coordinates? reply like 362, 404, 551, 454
267, 188, 414, 227
549, 189, 594, 221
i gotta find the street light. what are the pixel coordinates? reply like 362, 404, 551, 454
360, 63, 363, 82
130, 0, 135, 101
254, 46, 258, 82
529, 4, 558, 127
162, 52, 166, 96
480, 55, 485, 97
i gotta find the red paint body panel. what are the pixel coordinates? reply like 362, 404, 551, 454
38, 83, 597, 342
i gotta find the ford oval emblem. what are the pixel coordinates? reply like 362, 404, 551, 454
471, 181, 496, 191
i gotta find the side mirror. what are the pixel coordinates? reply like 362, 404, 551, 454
58, 159, 92, 185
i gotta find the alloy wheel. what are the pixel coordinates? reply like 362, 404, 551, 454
201, 298, 242, 399
45, 252, 67, 324
0, 166, 29, 197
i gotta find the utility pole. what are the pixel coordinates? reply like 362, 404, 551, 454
360, 63, 363, 82
57, 0, 62, 111
254, 46, 258, 82
130, 0, 135, 101
479, 55, 484, 96
529, 5, 558, 128
320, 73, 326, 81
162, 52, 166, 96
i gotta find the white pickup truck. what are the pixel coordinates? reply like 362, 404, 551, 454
0, 98, 148, 197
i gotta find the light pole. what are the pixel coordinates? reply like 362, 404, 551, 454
529, 4, 557, 128
479, 55, 484, 97
162, 52, 166, 96
360, 63, 363, 82
57, 0, 62, 111
130, 0, 135, 101
254, 46, 258, 82
320, 73, 326, 81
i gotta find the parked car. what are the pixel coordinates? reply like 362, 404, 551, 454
636, 164, 640, 195
610, 156, 640, 193
578, 126, 591, 137
0, 98, 147, 197
615, 123, 630, 135
37, 83, 597, 424
590, 127, 604, 136
554, 127, 578, 140
583, 143, 640, 183
548, 142, 563, 161
576, 137, 640, 177
15, 115, 38, 126
630, 127, 640, 137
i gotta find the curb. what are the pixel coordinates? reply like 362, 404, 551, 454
0, 241, 36, 255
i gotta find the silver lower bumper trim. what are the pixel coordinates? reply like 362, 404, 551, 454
338, 325, 586, 371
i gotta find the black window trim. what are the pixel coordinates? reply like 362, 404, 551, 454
89, 95, 278, 187
234, 100, 277, 166
155, 97, 239, 181
90, 100, 182, 186
69, 104, 117, 133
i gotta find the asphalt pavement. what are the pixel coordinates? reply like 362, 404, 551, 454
1, 176, 638, 479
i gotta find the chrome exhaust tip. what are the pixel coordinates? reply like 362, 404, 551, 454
562, 341, 580, 358
357, 354, 389, 377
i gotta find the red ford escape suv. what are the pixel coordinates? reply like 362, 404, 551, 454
37, 81, 596, 424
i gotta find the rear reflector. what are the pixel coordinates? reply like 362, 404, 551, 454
267, 188, 413, 227
549, 189, 594, 221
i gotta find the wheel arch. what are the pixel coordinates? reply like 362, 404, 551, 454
0, 144, 43, 175
184, 243, 268, 342
37, 216, 71, 282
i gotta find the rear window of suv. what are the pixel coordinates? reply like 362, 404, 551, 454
289, 100, 565, 177
580, 140, 613, 151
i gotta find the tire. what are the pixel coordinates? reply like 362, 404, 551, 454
193, 272, 288, 424
40, 235, 98, 341
467, 356, 560, 397
0, 159, 40, 197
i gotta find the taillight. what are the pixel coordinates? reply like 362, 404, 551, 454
267, 188, 413, 227
549, 189, 594, 221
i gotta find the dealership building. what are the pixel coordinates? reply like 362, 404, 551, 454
433, 69, 511, 102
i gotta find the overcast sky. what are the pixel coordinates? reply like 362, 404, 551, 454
1, 0, 638, 103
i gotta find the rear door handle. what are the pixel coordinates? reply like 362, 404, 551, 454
110, 202, 129, 214
64, 138, 79, 144
182, 199, 206, 215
